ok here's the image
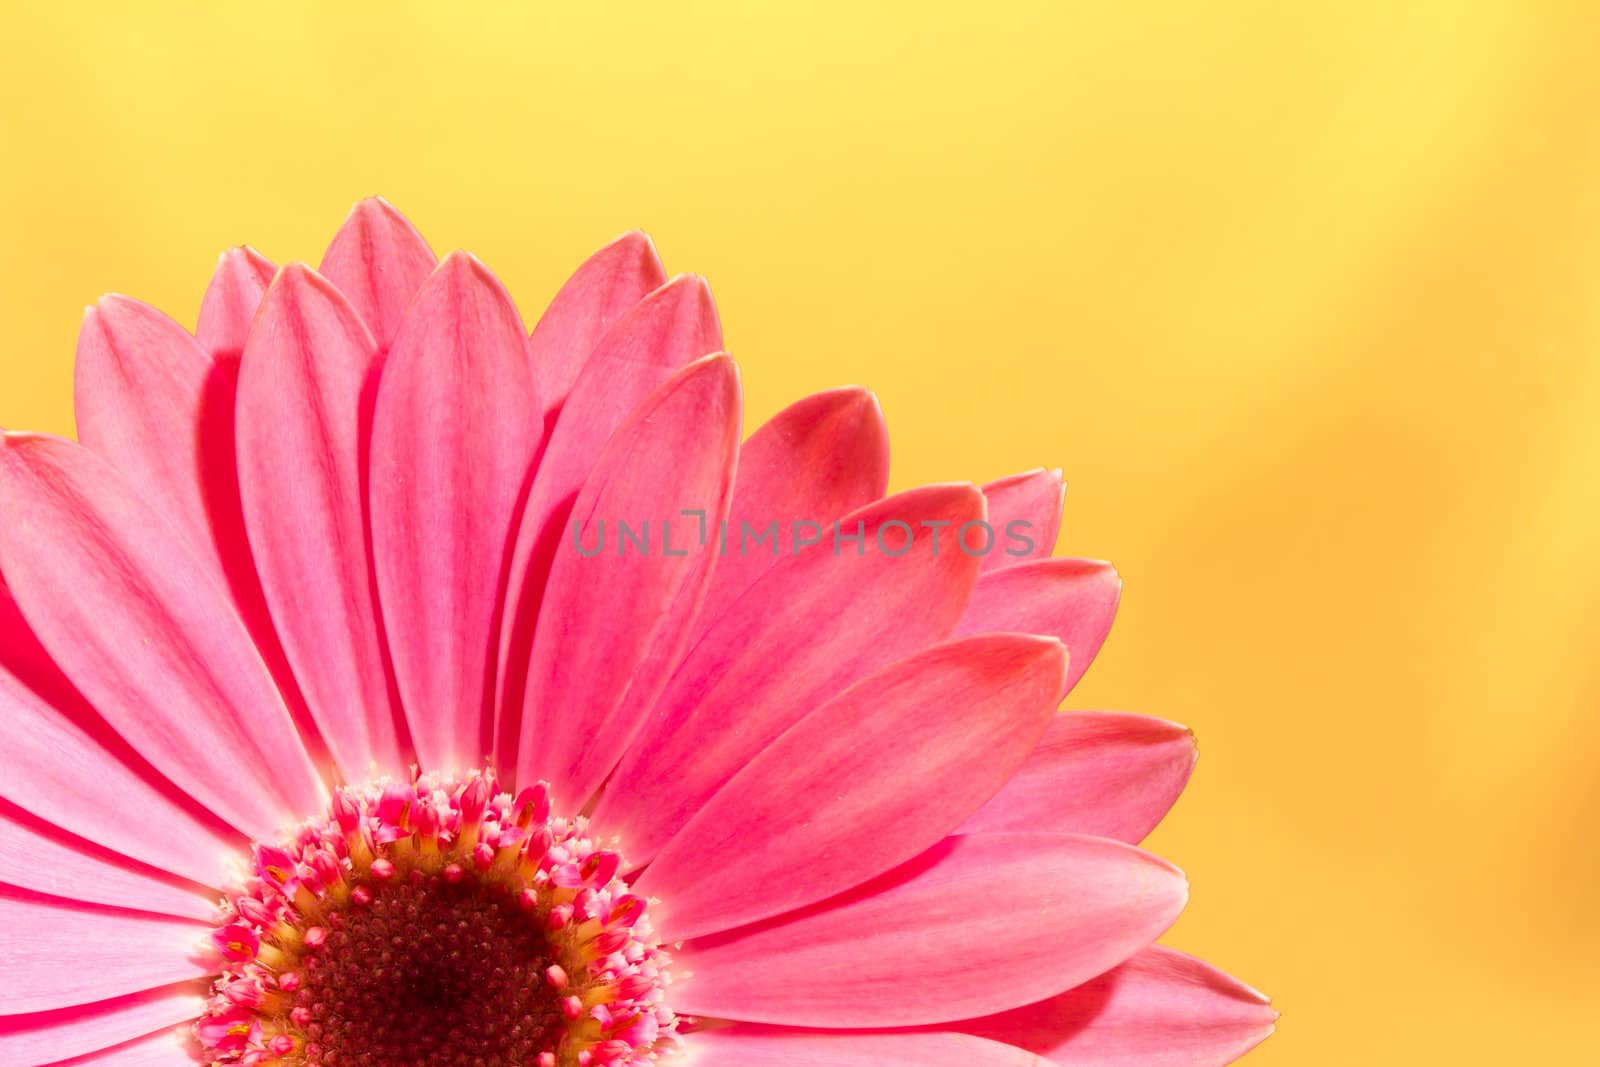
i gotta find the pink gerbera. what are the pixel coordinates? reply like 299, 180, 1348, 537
0, 199, 1274, 1066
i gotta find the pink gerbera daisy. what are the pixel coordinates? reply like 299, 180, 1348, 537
0, 199, 1275, 1066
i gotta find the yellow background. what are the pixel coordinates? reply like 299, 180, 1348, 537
2, 3, 1596, 1063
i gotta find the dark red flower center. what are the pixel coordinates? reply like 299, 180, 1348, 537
195, 772, 671, 1067
297, 871, 561, 1066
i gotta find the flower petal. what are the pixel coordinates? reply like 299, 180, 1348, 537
0, 574, 60, 690
0, 804, 216, 922
236, 264, 405, 779
0, 433, 325, 841
0, 981, 205, 1065
369, 253, 541, 776
195, 247, 276, 360
954, 558, 1121, 696
953, 945, 1277, 1066
37, 1024, 197, 1066
0, 589, 245, 889
0, 886, 211, 1014
317, 197, 437, 349
640, 634, 1067, 942
672, 833, 1187, 1027
73, 296, 234, 573
960, 712, 1197, 843
515, 355, 741, 809
591, 484, 987, 865
694, 386, 890, 634
608, 387, 890, 755
495, 275, 720, 733
686, 1027, 1047, 1066
71, 292, 303, 741
529, 230, 667, 420
981, 468, 1064, 571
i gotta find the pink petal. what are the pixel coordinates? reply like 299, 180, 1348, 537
0, 886, 211, 1014
693, 386, 890, 634
0, 981, 205, 1065
195, 247, 275, 359
640, 634, 1067, 942
0, 434, 325, 841
73, 296, 234, 572
0, 805, 216, 922
236, 264, 406, 779
0, 574, 62, 692
529, 230, 667, 420
317, 197, 437, 350
672, 833, 1187, 1027
515, 355, 741, 809
369, 253, 541, 775
981, 468, 1064, 571
955, 558, 1121, 696
687, 1027, 1047, 1066
494, 274, 720, 734
960, 712, 1197, 843
38, 1024, 197, 1066
606, 388, 890, 758
591, 484, 987, 865
72, 293, 303, 744
0, 592, 245, 889
954, 945, 1277, 1066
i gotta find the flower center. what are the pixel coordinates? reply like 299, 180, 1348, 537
197, 772, 672, 1067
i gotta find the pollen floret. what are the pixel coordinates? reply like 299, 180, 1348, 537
196, 771, 674, 1067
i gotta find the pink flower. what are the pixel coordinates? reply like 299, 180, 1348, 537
0, 199, 1274, 1066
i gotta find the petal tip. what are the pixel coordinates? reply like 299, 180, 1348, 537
260, 262, 354, 319
272, 261, 317, 288
435, 248, 500, 287
845, 389, 887, 441
611, 228, 659, 255
346, 194, 403, 222
331, 197, 432, 259
89, 292, 134, 316
217, 244, 271, 266
1013, 631, 1071, 669
659, 271, 712, 300
834, 385, 883, 420
689, 351, 742, 393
